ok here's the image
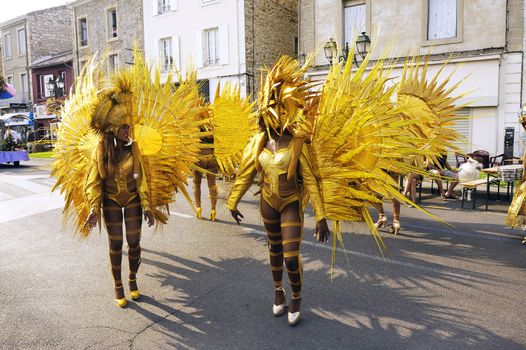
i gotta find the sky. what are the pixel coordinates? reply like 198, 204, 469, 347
0, 0, 69, 24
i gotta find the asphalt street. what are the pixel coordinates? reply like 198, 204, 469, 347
1, 159, 526, 349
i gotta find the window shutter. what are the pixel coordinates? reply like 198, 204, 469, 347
219, 24, 229, 65
173, 36, 180, 70
448, 108, 471, 164
428, 0, 456, 40
195, 30, 203, 68
153, 0, 158, 15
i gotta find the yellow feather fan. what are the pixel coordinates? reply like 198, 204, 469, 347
210, 83, 258, 176
397, 56, 469, 168
312, 47, 455, 255
51, 57, 104, 237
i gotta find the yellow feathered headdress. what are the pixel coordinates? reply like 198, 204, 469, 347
258, 54, 317, 137
91, 71, 133, 135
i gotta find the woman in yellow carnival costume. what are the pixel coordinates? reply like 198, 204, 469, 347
193, 112, 219, 221
52, 54, 204, 308
226, 56, 330, 326
84, 78, 154, 308
506, 104, 526, 244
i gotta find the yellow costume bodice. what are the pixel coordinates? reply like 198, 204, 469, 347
227, 132, 326, 221
258, 144, 293, 195
86, 141, 151, 216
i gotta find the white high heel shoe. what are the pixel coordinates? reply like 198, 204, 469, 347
375, 214, 388, 228
288, 297, 301, 326
272, 287, 286, 317
288, 311, 301, 326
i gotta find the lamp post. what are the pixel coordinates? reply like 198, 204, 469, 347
324, 31, 371, 67
45, 76, 65, 97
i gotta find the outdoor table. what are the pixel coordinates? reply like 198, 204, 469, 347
0, 150, 29, 163
481, 164, 523, 210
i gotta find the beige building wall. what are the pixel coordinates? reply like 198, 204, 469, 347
300, 0, 507, 66
0, 6, 73, 109
300, 0, 522, 157
0, 17, 31, 106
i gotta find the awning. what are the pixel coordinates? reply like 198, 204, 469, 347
0, 112, 32, 126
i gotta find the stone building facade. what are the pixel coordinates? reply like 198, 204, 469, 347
299, 0, 526, 159
244, 0, 298, 96
71, 0, 144, 76
0, 5, 73, 111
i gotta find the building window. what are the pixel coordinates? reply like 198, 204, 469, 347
107, 8, 118, 39
20, 73, 28, 95
78, 17, 88, 47
17, 29, 26, 55
159, 38, 173, 72
39, 74, 54, 98
108, 54, 119, 72
158, 0, 171, 14
4, 33, 12, 58
38, 75, 45, 98
203, 28, 219, 67
427, 0, 457, 40
343, 1, 366, 48
6, 75, 13, 87
60, 71, 66, 95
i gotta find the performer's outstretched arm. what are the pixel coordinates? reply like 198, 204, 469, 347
226, 134, 262, 223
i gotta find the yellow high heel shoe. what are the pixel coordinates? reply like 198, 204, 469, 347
196, 207, 202, 219
209, 209, 216, 221
129, 278, 140, 300
114, 282, 127, 308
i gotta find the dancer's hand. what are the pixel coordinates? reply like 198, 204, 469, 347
315, 219, 330, 243
144, 210, 154, 227
230, 209, 244, 225
86, 210, 98, 229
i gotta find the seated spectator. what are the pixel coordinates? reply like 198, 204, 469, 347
427, 154, 460, 200
403, 172, 423, 204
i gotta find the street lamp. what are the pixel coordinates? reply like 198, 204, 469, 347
45, 76, 65, 97
324, 31, 371, 67
354, 31, 371, 67
323, 38, 338, 65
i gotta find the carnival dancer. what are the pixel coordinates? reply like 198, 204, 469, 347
52, 54, 204, 307
226, 56, 330, 326
85, 85, 154, 307
193, 118, 220, 220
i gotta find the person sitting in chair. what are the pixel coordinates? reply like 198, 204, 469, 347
427, 154, 460, 200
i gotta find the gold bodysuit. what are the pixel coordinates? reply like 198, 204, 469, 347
86, 141, 150, 215
227, 133, 325, 221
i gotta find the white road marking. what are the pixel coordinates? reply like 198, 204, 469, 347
3, 177, 51, 193
171, 211, 194, 219
0, 191, 64, 223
